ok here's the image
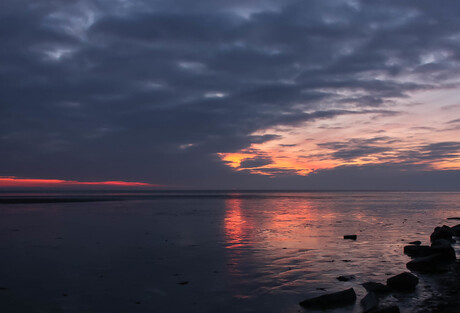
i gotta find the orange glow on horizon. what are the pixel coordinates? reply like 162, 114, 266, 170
0, 176, 160, 188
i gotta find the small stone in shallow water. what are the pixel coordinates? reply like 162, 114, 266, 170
299, 288, 356, 309
337, 275, 355, 281
344, 235, 357, 240
178, 281, 189, 285
386, 272, 418, 291
409, 240, 421, 245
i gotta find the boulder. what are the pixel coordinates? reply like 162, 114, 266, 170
430, 240, 456, 261
299, 288, 356, 309
430, 225, 453, 242
362, 282, 391, 293
386, 272, 418, 291
408, 240, 421, 245
361, 292, 378, 312
344, 235, 357, 240
403, 245, 431, 257
406, 254, 450, 273
373, 305, 400, 313
451, 224, 460, 236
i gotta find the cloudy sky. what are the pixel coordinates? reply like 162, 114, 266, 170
1, 0, 460, 190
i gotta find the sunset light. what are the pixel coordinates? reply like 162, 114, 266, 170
0, 176, 159, 188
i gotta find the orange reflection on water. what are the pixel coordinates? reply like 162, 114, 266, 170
224, 197, 251, 249
224, 196, 324, 250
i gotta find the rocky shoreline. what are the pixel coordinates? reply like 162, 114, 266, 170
298, 219, 460, 312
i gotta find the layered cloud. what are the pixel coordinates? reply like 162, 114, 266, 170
1, 0, 460, 189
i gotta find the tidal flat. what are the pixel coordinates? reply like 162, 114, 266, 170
0, 191, 459, 313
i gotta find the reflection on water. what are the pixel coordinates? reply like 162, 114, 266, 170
1, 192, 460, 313
220, 192, 460, 312
224, 197, 248, 249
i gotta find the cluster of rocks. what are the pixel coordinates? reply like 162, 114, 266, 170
298, 221, 460, 312
404, 224, 459, 273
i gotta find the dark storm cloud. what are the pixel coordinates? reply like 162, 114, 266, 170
1, 0, 460, 188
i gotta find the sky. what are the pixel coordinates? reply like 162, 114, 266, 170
1, 0, 460, 190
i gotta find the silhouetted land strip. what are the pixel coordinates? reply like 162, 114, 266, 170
0, 197, 118, 204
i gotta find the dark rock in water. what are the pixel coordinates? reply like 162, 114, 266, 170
407, 254, 451, 273
451, 224, 460, 236
177, 281, 189, 285
361, 292, 378, 312
430, 225, 453, 243
447, 217, 460, 220
344, 235, 357, 240
430, 240, 456, 261
362, 282, 391, 293
337, 275, 355, 281
431, 238, 452, 247
299, 288, 356, 309
409, 240, 421, 245
404, 245, 431, 257
360, 292, 377, 310
373, 305, 400, 313
386, 272, 418, 291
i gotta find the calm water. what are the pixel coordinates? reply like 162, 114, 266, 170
0, 191, 459, 313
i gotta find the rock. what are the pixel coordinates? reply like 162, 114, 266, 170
430, 240, 456, 261
373, 305, 400, 313
409, 240, 421, 245
299, 288, 356, 309
447, 217, 460, 220
404, 245, 431, 257
386, 272, 418, 291
451, 224, 460, 236
406, 254, 451, 273
177, 281, 189, 285
344, 235, 357, 240
361, 292, 378, 312
431, 238, 452, 247
430, 225, 453, 242
337, 275, 355, 281
362, 282, 391, 293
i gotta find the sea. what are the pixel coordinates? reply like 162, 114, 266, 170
0, 191, 459, 313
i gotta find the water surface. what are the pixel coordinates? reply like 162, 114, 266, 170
0, 191, 459, 313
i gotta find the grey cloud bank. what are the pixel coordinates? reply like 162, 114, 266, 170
1, 0, 460, 189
